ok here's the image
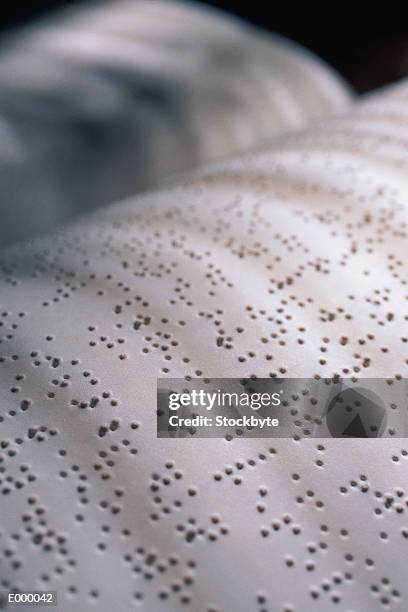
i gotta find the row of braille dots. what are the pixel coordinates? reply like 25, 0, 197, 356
1, 430, 49, 496
130, 551, 197, 606
213, 448, 277, 485
258, 506, 326, 542
56, 456, 124, 536
176, 514, 229, 544
70, 388, 120, 409
56, 459, 105, 526
195, 309, 234, 351
94, 422, 139, 482
0, 454, 37, 496
19, 495, 77, 583
309, 569, 354, 605
93, 427, 140, 481
2, 426, 57, 457
282, 474, 325, 512
0, 312, 23, 349
41, 281, 78, 306
339, 471, 408, 527
9, 353, 70, 407
149, 462, 195, 523
370, 577, 401, 608
113, 296, 194, 368
149, 463, 229, 542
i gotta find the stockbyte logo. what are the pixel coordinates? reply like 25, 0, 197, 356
325, 386, 387, 438
157, 378, 404, 439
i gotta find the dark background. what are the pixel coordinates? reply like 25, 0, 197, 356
1, 0, 407, 94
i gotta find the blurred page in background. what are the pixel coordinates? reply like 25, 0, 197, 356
0, 0, 352, 247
